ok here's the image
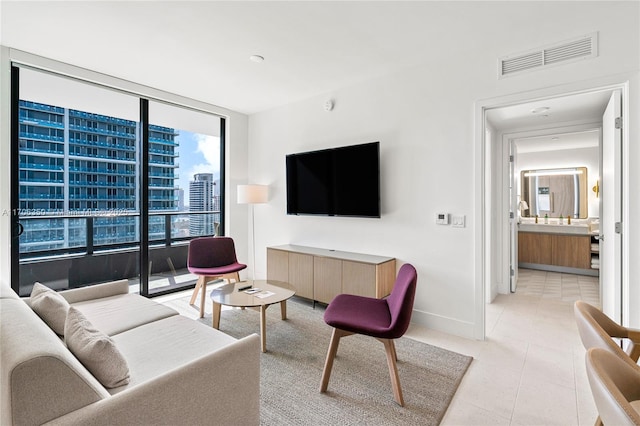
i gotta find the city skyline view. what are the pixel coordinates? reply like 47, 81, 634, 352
18, 99, 223, 254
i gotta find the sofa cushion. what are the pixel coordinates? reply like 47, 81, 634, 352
71, 293, 178, 336
108, 315, 237, 394
30, 282, 70, 335
65, 307, 131, 388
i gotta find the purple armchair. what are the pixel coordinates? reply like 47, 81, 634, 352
320, 263, 418, 406
187, 237, 247, 318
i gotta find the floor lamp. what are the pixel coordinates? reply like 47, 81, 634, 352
237, 184, 269, 281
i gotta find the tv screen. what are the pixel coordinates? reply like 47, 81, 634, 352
286, 142, 380, 217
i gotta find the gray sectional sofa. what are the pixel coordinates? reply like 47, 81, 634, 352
0, 279, 260, 425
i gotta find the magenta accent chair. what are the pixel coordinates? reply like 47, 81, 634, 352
187, 237, 247, 318
320, 263, 418, 406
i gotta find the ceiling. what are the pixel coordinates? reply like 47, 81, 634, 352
2, 1, 495, 114
0, 0, 614, 127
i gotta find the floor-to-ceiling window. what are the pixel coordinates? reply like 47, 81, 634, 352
11, 65, 224, 297
146, 100, 224, 296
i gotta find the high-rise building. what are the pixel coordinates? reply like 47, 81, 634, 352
189, 173, 218, 236
18, 100, 178, 253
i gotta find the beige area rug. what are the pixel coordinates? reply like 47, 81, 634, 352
191, 297, 472, 425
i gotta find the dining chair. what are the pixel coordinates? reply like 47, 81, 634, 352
585, 347, 640, 426
574, 300, 640, 426
320, 263, 417, 406
187, 237, 247, 318
574, 301, 640, 368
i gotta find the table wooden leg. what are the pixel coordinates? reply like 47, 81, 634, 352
212, 302, 221, 329
280, 300, 287, 320
260, 305, 267, 353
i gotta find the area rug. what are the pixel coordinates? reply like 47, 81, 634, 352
197, 298, 472, 426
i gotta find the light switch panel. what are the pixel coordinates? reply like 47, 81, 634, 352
452, 215, 466, 228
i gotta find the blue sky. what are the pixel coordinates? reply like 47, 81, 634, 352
174, 130, 221, 207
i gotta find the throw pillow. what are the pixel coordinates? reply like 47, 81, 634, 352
30, 282, 70, 335
65, 306, 131, 388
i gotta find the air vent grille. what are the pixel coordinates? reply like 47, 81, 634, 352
499, 32, 598, 78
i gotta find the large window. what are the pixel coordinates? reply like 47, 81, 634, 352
11, 66, 224, 297
147, 101, 223, 295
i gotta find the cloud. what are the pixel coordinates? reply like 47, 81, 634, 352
195, 134, 220, 174
178, 134, 221, 207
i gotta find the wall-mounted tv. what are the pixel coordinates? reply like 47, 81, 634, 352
286, 141, 380, 218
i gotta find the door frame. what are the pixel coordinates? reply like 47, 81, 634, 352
474, 77, 631, 340
504, 122, 602, 294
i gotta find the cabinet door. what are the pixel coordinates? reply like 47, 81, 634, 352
552, 235, 591, 269
342, 261, 376, 298
518, 232, 552, 265
314, 257, 342, 304
289, 253, 313, 299
266, 249, 289, 282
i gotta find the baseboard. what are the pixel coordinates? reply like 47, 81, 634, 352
410, 308, 476, 340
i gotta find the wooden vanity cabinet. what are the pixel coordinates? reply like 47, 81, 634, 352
518, 232, 592, 271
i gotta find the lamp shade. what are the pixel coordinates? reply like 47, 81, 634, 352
518, 200, 529, 210
237, 184, 268, 204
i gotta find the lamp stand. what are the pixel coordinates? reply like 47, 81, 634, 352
250, 203, 257, 281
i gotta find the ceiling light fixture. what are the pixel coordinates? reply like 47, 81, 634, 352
249, 55, 264, 63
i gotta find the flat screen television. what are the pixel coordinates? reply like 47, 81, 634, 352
286, 141, 380, 217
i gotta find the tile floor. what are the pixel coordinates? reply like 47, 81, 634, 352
409, 268, 601, 426
156, 268, 601, 425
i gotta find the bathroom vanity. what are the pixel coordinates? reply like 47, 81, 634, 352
518, 223, 599, 276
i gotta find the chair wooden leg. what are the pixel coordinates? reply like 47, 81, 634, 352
189, 276, 203, 305
320, 328, 350, 393
199, 277, 207, 318
382, 339, 404, 406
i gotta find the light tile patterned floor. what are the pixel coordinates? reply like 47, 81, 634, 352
406, 269, 601, 426
515, 268, 600, 307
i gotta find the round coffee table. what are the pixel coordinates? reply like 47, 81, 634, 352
210, 280, 295, 353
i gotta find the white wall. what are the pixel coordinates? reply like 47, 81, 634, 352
516, 146, 600, 218
247, 2, 640, 337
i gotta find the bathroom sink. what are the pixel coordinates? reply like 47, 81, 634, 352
518, 223, 591, 235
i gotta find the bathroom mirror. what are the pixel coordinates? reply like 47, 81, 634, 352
520, 167, 588, 218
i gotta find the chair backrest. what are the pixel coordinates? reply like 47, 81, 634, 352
385, 263, 418, 339
187, 237, 239, 269
586, 348, 640, 426
574, 301, 639, 371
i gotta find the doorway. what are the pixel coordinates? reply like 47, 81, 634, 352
477, 82, 628, 339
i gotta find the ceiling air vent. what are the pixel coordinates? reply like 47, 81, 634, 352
499, 32, 598, 78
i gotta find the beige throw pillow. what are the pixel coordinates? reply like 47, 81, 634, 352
30, 282, 70, 335
65, 306, 131, 388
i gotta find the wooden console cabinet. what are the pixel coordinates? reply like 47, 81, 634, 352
266, 245, 396, 304
518, 232, 595, 274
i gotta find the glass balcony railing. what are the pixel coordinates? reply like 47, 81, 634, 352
18, 210, 221, 258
